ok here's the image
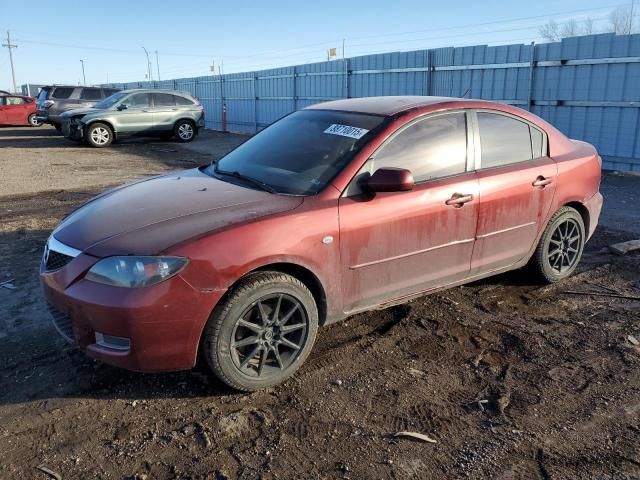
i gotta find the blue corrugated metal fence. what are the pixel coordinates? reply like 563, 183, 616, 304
104, 33, 640, 172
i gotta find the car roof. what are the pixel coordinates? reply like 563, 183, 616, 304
120, 88, 192, 96
304, 96, 475, 116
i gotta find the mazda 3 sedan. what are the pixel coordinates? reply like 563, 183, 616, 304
40, 96, 603, 391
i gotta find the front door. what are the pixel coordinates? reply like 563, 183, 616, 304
2, 96, 28, 124
339, 111, 479, 313
115, 93, 154, 133
470, 111, 557, 274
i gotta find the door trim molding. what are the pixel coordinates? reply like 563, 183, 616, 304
476, 221, 536, 239
350, 238, 475, 270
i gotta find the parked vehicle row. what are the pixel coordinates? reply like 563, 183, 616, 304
0, 94, 40, 126
40, 96, 603, 391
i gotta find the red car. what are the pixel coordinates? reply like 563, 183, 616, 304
40, 96, 603, 391
0, 94, 40, 126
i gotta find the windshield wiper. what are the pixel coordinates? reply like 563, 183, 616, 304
214, 167, 278, 194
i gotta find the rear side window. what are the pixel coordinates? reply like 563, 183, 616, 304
477, 112, 533, 168
371, 112, 468, 182
80, 88, 103, 100
531, 127, 544, 158
152, 93, 175, 106
52, 87, 74, 99
175, 95, 195, 105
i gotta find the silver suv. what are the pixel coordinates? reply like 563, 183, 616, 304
35, 85, 121, 131
61, 89, 205, 148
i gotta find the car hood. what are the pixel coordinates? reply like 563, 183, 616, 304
60, 107, 99, 118
53, 168, 304, 257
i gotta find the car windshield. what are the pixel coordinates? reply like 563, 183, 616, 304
94, 92, 127, 109
210, 110, 385, 195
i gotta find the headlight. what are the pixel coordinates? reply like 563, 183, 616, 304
85, 256, 188, 288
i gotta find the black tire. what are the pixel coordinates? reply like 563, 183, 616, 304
202, 272, 319, 391
174, 120, 196, 143
28, 113, 41, 127
529, 206, 585, 283
86, 122, 113, 148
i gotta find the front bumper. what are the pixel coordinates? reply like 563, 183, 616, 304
62, 118, 83, 140
40, 253, 224, 372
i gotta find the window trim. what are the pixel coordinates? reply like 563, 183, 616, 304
471, 109, 549, 171
342, 109, 475, 197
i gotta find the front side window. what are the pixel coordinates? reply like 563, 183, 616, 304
124, 93, 151, 108
477, 112, 533, 168
368, 112, 468, 183
80, 88, 103, 100
152, 93, 175, 106
210, 110, 385, 195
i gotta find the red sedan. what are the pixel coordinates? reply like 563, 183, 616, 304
40, 96, 603, 391
0, 94, 40, 126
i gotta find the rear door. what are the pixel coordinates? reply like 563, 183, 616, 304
150, 93, 177, 132
339, 111, 479, 313
470, 110, 557, 275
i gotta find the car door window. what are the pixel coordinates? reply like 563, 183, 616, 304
477, 112, 535, 168
6, 96, 25, 105
530, 126, 545, 159
125, 93, 150, 108
80, 88, 103, 100
152, 93, 175, 107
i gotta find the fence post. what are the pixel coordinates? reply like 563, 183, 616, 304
527, 41, 536, 111
344, 57, 349, 98
292, 65, 297, 111
254, 73, 259, 133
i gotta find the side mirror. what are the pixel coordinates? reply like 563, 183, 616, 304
366, 167, 414, 193
117, 104, 128, 111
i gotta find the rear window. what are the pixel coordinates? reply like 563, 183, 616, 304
80, 88, 103, 100
52, 87, 74, 99
175, 95, 195, 105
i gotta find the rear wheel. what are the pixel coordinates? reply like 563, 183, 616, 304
202, 272, 319, 391
530, 206, 585, 283
28, 114, 41, 127
86, 122, 113, 148
174, 120, 195, 142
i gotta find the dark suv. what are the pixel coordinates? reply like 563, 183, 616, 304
36, 85, 120, 131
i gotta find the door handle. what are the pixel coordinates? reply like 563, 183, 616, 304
532, 176, 553, 188
445, 193, 474, 208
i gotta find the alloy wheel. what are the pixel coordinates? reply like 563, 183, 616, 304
178, 123, 194, 140
91, 127, 110, 145
547, 218, 582, 273
230, 293, 308, 379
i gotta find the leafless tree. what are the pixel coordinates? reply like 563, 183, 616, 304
539, 20, 561, 41
608, 6, 634, 34
582, 17, 595, 35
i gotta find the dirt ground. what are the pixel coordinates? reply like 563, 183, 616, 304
0, 125, 639, 480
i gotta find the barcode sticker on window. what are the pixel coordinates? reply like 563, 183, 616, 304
324, 124, 369, 139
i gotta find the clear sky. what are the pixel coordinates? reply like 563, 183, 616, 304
0, 0, 631, 91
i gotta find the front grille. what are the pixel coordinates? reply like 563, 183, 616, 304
48, 304, 75, 343
45, 250, 73, 272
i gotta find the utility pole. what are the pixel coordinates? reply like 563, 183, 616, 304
154, 50, 161, 82
142, 46, 152, 82
80, 59, 86, 85
2, 31, 17, 93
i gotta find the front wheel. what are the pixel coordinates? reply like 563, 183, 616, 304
174, 120, 195, 142
28, 114, 41, 127
202, 272, 319, 391
529, 206, 585, 283
86, 122, 113, 148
